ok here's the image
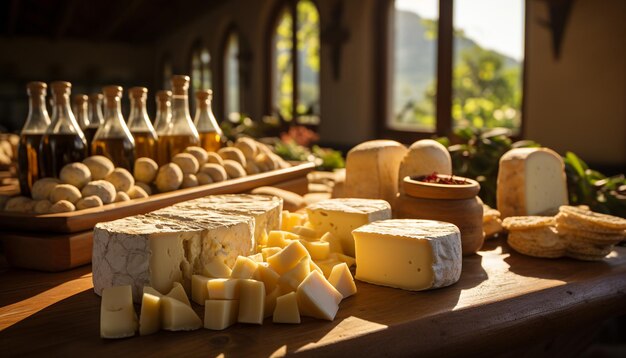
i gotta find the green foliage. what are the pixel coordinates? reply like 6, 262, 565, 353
274, 140, 345, 171
313, 145, 345, 171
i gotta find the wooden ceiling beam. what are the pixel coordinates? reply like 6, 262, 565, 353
55, 0, 80, 39
99, 0, 146, 41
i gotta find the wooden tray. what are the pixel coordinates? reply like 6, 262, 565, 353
0, 162, 315, 234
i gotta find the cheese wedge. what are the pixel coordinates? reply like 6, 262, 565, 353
238, 279, 265, 324
328, 263, 357, 299
253, 263, 280, 293
166, 282, 191, 306
296, 271, 343, 321
230, 256, 259, 279
100, 285, 138, 339
161, 296, 202, 331
204, 299, 239, 330
139, 293, 161, 336
273, 292, 301, 324
278, 256, 311, 292
353, 219, 462, 291
267, 240, 310, 275
299, 240, 330, 260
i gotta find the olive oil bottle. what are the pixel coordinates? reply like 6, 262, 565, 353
84, 93, 104, 153
127, 87, 158, 160
18, 81, 51, 195
193, 89, 222, 153
153, 90, 172, 136
91, 86, 135, 170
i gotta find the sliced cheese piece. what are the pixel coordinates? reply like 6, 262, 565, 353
497, 147, 568, 218
345, 140, 408, 204
238, 279, 265, 324
202, 261, 232, 278
278, 257, 311, 292
253, 263, 280, 293
191, 275, 212, 306
100, 285, 137, 339
273, 292, 301, 324
320, 232, 343, 254
230, 256, 259, 279
296, 271, 342, 321
328, 263, 357, 299
353, 219, 461, 291
166, 282, 191, 306
306, 198, 391, 256
261, 247, 282, 261
299, 240, 330, 260
397, 139, 451, 194
208, 278, 241, 300
161, 296, 202, 331
204, 299, 239, 330
139, 293, 161, 336
267, 241, 310, 275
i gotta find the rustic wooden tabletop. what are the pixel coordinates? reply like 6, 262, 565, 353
1, 238, 625, 357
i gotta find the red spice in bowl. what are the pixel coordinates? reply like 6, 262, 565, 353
412, 172, 468, 185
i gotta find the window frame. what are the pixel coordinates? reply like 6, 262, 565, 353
375, 0, 529, 143
219, 25, 242, 120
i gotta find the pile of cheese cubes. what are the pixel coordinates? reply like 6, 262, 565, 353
100, 210, 357, 338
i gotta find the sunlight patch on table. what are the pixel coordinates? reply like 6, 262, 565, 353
296, 316, 388, 352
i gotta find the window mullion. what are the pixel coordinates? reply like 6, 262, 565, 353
436, 0, 453, 136
291, 1, 299, 121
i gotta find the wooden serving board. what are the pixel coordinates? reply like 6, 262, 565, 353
0, 162, 314, 234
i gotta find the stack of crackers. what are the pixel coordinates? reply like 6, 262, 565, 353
502, 206, 626, 261
483, 204, 504, 239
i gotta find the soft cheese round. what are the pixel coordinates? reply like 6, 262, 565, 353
307, 198, 391, 214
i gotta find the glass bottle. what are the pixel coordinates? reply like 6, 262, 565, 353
193, 89, 222, 153
18, 81, 51, 195
39, 81, 88, 178
91, 85, 135, 170
153, 90, 172, 136
157, 75, 200, 164
127, 87, 158, 160
84, 93, 104, 151
73, 94, 90, 131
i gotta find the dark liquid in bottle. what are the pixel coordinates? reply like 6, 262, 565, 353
83, 126, 99, 154
39, 133, 88, 178
131, 131, 158, 160
18, 133, 43, 195
157, 134, 199, 165
91, 137, 135, 170
198, 131, 222, 153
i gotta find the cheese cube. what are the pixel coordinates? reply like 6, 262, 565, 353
281, 211, 305, 231
264, 287, 281, 318
320, 232, 343, 254
161, 296, 202, 331
139, 293, 161, 336
261, 247, 282, 261
143, 286, 163, 297
247, 253, 264, 262
238, 279, 265, 324
306, 198, 391, 256
191, 275, 212, 305
267, 230, 299, 248
328, 263, 357, 299
230, 256, 259, 279
345, 140, 408, 204
208, 278, 241, 299
278, 257, 311, 292
166, 282, 191, 306
202, 261, 232, 278
497, 147, 568, 218
267, 241, 310, 275
314, 258, 342, 278
100, 285, 137, 339
309, 260, 323, 275
299, 240, 330, 260
204, 299, 239, 330
397, 139, 452, 194
296, 271, 342, 321
353, 219, 462, 291
259, 230, 269, 246
253, 263, 280, 293
329, 253, 356, 268
291, 226, 317, 239
273, 292, 301, 324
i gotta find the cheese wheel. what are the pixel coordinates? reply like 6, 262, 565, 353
496, 147, 568, 218
345, 140, 407, 204
398, 139, 451, 193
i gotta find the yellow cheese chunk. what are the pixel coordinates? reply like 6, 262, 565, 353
267, 230, 299, 248
328, 263, 357, 299
300, 240, 330, 261
143, 286, 163, 297
166, 282, 191, 306
100, 285, 137, 339
230, 256, 259, 279
273, 292, 301, 324
259, 230, 269, 246
309, 260, 323, 275
296, 271, 342, 321
264, 287, 281, 318
253, 263, 280, 293
278, 256, 311, 292
267, 240, 310, 275
208, 278, 241, 299
261, 247, 282, 261
281, 211, 305, 231
204, 299, 239, 330
139, 293, 161, 336
202, 260, 233, 278
314, 258, 342, 278
329, 253, 356, 268
320, 232, 343, 254
247, 253, 264, 263
238, 279, 265, 324
191, 275, 212, 305
291, 226, 317, 239
161, 296, 202, 331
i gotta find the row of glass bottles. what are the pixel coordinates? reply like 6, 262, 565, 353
18, 75, 223, 195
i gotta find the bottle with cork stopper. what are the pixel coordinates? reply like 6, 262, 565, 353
157, 75, 199, 164
18, 81, 51, 195
153, 90, 172, 137
127, 86, 158, 160
193, 89, 222, 153
85, 93, 104, 153
73, 94, 90, 131
91, 85, 135, 170
39, 81, 88, 178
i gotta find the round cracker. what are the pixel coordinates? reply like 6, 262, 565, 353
507, 235, 565, 258
556, 212, 626, 234
502, 216, 555, 231
557, 225, 624, 246
565, 235, 614, 256
559, 205, 626, 230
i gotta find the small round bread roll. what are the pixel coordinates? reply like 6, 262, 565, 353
245, 160, 260, 175
50, 200, 75, 213
5, 196, 34, 213
172, 153, 199, 174
254, 153, 276, 172
33, 199, 52, 214
223, 160, 247, 179
218, 147, 247, 168
83, 156, 115, 180
115, 191, 130, 202
135, 181, 152, 196
31, 178, 61, 200
76, 195, 103, 210
199, 163, 227, 182
105, 168, 134, 192
133, 157, 158, 184
155, 163, 183, 192
181, 174, 199, 188
196, 172, 214, 185
59, 162, 91, 189
185, 146, 209, 166
206, 152, 224, 166
81, 180, 116, 204
235, 137, 259, 160
128, 185, 149, 199
49, 184, 82, 204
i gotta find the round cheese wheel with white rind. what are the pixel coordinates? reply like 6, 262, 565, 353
398, 139, 451, 194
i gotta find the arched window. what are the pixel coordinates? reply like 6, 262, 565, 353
190, 44, 212, 92
270, 0, 320, 125
224, 31, 241, 119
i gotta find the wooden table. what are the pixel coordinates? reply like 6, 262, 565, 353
1, 238, 625, 357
